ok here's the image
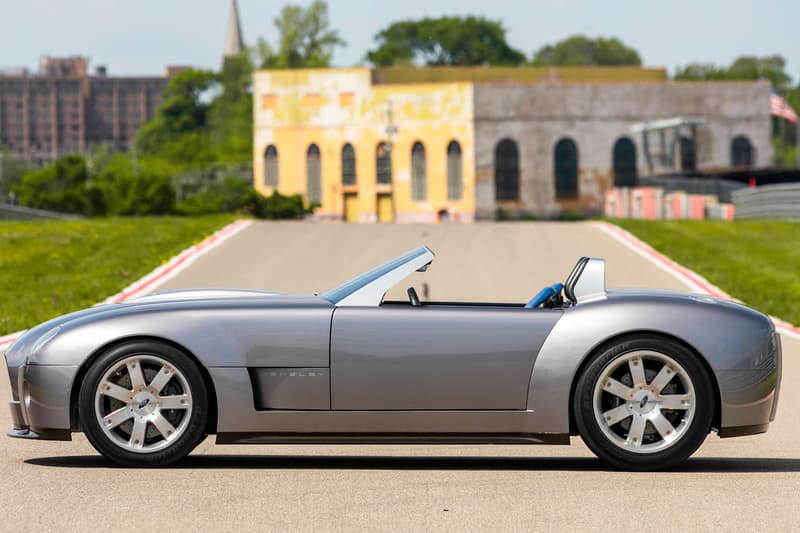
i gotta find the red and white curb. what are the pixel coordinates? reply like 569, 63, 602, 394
592, 220, 800, 341
0, 218, 252, 352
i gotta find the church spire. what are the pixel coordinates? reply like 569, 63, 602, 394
223, 0, 245, 59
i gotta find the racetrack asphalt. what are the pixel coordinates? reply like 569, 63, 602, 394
2, 221, 798, 531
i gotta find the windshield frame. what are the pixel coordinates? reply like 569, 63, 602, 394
322, 246, 434, 307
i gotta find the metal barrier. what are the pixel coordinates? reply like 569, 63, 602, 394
732, 183, 800, 220
0, 203, 83, 220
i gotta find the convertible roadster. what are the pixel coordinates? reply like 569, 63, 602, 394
5, 246, 781, 470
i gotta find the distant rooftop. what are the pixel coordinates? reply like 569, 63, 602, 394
370, 66, 668, 85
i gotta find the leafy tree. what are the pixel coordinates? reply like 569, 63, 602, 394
209, 52, 254, 162
531, 35, 641, 66
257, 0, 345, 69
135, 69, 217, 165
674, 55, 791, 88
367, 16, 525, 66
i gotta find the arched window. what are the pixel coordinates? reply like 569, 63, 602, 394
376, 142, 392, 184
679, 136, 696, 171
494, 138, 519, 201
612, 137, 637, 187
411, 141, 427, 201
341, 143, 356, 185
306, 144, 321, 204
264, 145, 278, 187
554, 138, 578, 199
731, 136, 754, 167
447, 140, 463, 201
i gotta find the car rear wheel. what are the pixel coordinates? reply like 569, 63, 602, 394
573, 335, 714, 470
78, 341, 208, 467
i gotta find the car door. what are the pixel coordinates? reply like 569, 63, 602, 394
330, 305, 562, 410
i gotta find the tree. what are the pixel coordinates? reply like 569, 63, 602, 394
674, 55, 791, 88
135, 69, 217, 165
209, 51, 254, 162
257, 0, 345, 69
531, 35, 641, 66
367, 16, 525, 66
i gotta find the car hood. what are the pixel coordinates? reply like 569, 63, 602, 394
6, 288, 325, 359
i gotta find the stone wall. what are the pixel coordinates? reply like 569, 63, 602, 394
474, 81, 773, 218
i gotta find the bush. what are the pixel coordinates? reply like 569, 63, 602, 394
92, 155, 176, 216
176, 176, 260, 216
14, 154, 105, 215
101, 172, 176, 216
259, 191, 308, 219
176, 177, 308, 219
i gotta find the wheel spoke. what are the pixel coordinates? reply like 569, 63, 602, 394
602, 378, 632, 400
129, 417, 147, 449
626, 415, 647, 447
649, 365, 675, 393
628, 357, 647, 387
102, 406, 133, 429
101, 382, 132, 403
602, 405, 632, 426
148, 366, 173, 393
151, 413, 177, 439
660, 394, 691, 410
651, 412, 676, 439
159, 394, 190, 410
127, 360, 146, 390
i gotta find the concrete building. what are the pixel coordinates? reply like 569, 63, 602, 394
252, 66, 773, 221
0, 56, 170, 164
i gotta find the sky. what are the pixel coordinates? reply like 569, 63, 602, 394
1, 0, 798, 82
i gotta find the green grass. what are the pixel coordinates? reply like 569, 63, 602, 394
612, 220, 800, 325
0, 215, 237, 336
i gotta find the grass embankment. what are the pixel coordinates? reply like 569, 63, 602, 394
612, 220, 800, 325
0, 215, 237, 336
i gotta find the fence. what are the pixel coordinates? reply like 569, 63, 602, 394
732, 183, 800, 219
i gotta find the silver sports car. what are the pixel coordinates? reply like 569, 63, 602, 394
5, 246, 781, 470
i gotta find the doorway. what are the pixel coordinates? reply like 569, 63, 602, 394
376, 194, 394, 223
343, 193, 359, 223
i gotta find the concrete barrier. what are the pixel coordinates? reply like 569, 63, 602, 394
605, 187, 734, 221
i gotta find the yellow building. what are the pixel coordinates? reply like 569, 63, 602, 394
253, 68, 477, 222
252, 66, 675, 222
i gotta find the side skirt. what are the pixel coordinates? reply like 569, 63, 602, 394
216, 432, 570, 445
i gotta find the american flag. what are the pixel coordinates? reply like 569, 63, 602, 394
771, 91, 798, 124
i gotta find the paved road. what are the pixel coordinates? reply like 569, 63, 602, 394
2, 222, 798, 531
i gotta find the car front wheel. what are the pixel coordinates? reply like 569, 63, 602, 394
574, 335, 714, 470
78, 341, 208, 467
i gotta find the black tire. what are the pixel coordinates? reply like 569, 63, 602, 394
78, 341, 208, 467
573, 334, 714, 471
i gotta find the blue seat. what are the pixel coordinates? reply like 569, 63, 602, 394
524, 283, 564, 309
